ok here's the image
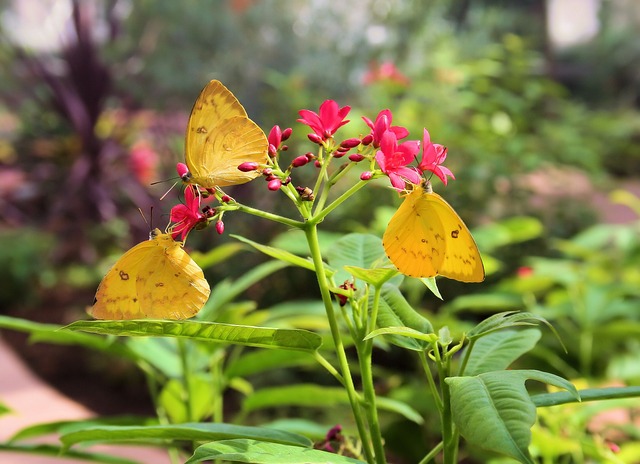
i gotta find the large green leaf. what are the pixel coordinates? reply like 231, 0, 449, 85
446, 370, 579, 464
65, 320, 321, 352
61, 423, 311, 449
186, 439, 366, 463
462, 328, 541, 376
10, 417, 154, 442
372, 284, 434, 351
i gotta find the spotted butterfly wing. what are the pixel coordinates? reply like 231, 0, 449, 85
90, 229, 211, 319
383, 183, 484, 282
184, 80, 268, 188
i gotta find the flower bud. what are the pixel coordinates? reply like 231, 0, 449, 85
340, 138, 361, 149
314, 160, 322, 168
361, 134, 374, 146
238, 162, 259, 172
221, 194, 231, 203
296, 186, 315, 201
360, 171, 372, 180
349, 153, 365, 162
216, 220, 225, 235
307, 133, 324, 144
281, 127, 293, 141
305, 152, 315, 160
268, 144, 278, 157
282, 176, 291, 185
268, 179, 282, 191
268, 125, 282, 147
292, 155, 309, 167
176, 162, 190, 180
202, 205, 216, 218
333, 148, 349, 158
262, 167, 273, 176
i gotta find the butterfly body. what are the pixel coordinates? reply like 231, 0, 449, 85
383, 183, 485, 282
184, 80, 268, 188
90, 229, 210, 319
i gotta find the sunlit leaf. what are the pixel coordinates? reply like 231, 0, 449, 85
446, 370, 579, 463
65, 320, 321, 352
186, 439, 365, 463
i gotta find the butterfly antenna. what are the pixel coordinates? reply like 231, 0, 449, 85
159, 180, 180, 201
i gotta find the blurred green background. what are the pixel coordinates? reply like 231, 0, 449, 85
1, 0, 639, 461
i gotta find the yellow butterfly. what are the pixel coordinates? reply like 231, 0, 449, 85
90, 229, 211, 320
383, 182, 485, 282
183, 80, 268, 188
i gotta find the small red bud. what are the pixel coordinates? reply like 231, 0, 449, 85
292, 155, 310, 167
333, 148, 349, 158
281, 127, 293, 141
202, 205, 216, 218
268, 179, 282, 191
215, 221, 225, 235
238, 162, 259, 172
305, 152, 315, 160
282, 176, 291, 185
221, 195, 231, 203
265, 173, 277, 181
176, 162, 189, 178
361, 134, 374, 146
262, 167, 273, 176
314, 160, 322, 168
340, 138, 361, 149
268, 144, 278, 156
349, 153, 365, 162
307, 133, 324, 144
281, 144, 289, 151
360, 171, 372, 180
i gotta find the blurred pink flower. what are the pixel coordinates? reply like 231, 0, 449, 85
418, 129, 455, 185
128, 140, 159, 185
298, 100, 351, 142
363, 61, 410, 86
375, 130, 421, 190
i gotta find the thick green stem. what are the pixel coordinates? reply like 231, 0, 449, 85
233, 203, 305, 228
304, 223, 375, 463
439, 356, 457, 464
309, 180, 369, 226
358, 340, 387, 464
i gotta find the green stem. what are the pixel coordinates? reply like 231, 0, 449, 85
233, 203, 305, 228
439, 355, 457, 464
313, 351, 345, 385
358, 338, 387, 464
418, 350, 443, 414
418, 441, 443, 464
304, 223, 375, 463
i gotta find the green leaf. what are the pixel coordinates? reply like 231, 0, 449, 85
326, 233, 386, 283
0, 443, 138, 464
532, 386, 640, 408
343, 266, 398, 287
225, 349, 315, 379
232, 235, 334, 277
419, 276, 442, 299
186, 439, 366, 463
64, 320, 322, 352
159, 376, 215, 423
466, 311, 551, 340
446, 370, 579, 463
243, 384, 422, 423
364, 327, 437, 345
462, 328, 541, 376
0, 315, 131, 357
373, 284, 434, 351
191, 242, 245, 270
0, 401, 10, 417
473, 216, 543, 252
61, 423, 311, 449
9, 417, 154, 443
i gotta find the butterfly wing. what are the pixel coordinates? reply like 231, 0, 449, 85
185, 80, 268, 188
383, 185, 443, 278
91, 232, 211, 320
423, 192, 485, 283
383, 186, 485, 282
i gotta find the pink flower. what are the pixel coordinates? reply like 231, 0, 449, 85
170, 185, 206, 241
417, 129, 455, 185
375, 130, 421, 190
298, 100, 351, 142
363, 61, 411, 86
362, 110, 409, 148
